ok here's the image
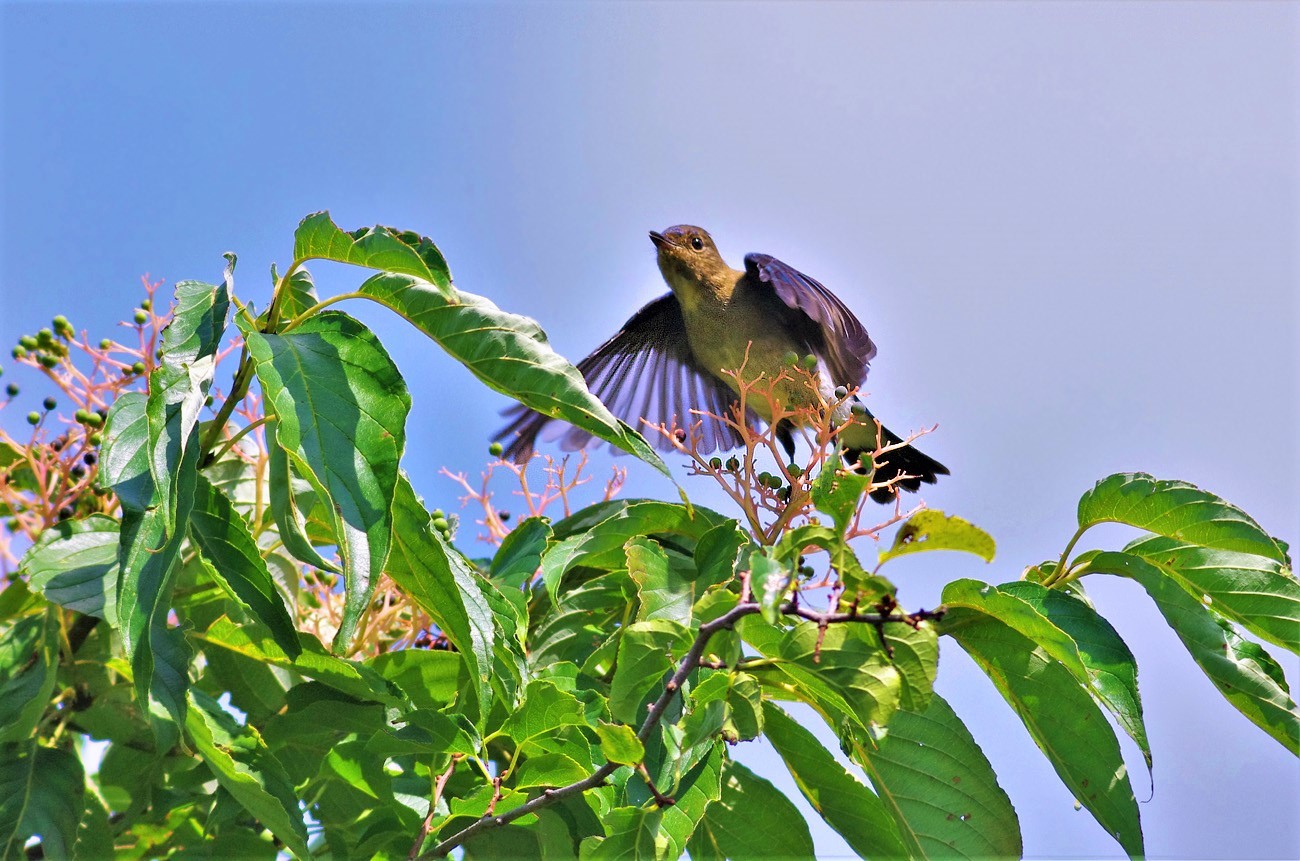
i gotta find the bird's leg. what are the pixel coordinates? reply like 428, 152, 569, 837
775, 420, 797, 462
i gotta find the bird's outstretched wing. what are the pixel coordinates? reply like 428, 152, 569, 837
743, 253, 877, 387
495, 293, 748, 462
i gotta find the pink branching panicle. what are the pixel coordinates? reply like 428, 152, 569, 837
646, 349, 939, 550
442, 451, 626, 548
0, 277, 177, 577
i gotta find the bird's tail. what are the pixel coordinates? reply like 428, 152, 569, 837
844, 421, 949, 504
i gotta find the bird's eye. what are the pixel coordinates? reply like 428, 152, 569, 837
690, 236, 704, 251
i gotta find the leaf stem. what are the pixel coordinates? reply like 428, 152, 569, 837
1047, 524, 1090, 588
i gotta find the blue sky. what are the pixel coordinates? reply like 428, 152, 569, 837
2, 2, 1297, 858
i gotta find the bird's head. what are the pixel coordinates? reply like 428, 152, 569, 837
649, 225, 731, 300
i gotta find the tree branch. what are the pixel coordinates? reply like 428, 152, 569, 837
421, 600, 944, 858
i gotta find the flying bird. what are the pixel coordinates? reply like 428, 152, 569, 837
495, 225, 947, 503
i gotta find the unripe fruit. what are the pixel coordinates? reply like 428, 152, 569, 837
783, 351, 799, 366
26, 412, 40, 425
802, 354, 818, 370
787, 463, 803, 478
37, 328, 54, 344
85, 413, 104, 428
74, 409, 90, 423
89, 433, 103, 446
708, 457, 722, 470
725, 457, 740, 472
432, 517, 449, 532
431, 509, 445, 520
140, 299, 152, 311
5, 383, 18, 397
40, 355, 59, 368
99, 339, 113, 350
19, 335, 38, 350
12, 346, 27, 359
131, 361, 146, 375
43, 397, 56, 411
851, 403, 867, 417
53, 315, 70, 330
133, 310, 149, 325
488, 441, 504, 457
834, 386, 848, 399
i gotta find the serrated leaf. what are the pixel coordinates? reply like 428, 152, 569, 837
20, 515, 118, 620
692, 522, 746, 594
750, 552, 790, 625
353, 271, 668, 473
0, 608, 58, 743
657, 744, 723, 861
0, 741, 84, 860
367, 649, 462, 710
241, 311, 409, 651
723, 672, 764, 742
265, 419, 338, 574
105, 276, 228, 744
689, 758, 815, 861
580, 806, 662, 861
763, 702, 909, 859
627, 537, 694, 626
937, 600, 1143, 858
610, 621, 693, 725
878, 510, 996, 565
292, 211, 453, 296
853, 693, 1022, 860
1124, 534, 1300, 655
491, 516, 552, 588
502, 679, 587, 754
999, 581, 1150, 771
189, 474, 300, 657
186, 689, 309, 858
387, 475, 494, 726
195, 616, 398, 704
1077, 473, 1286, 563
596, 723, 646, 766
1083, 550, 1300, 753
811, 448, 872, 532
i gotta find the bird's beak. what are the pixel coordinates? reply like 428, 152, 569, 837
648, 230, 671, 249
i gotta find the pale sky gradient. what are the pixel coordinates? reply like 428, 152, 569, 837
3, 3, 1297, 858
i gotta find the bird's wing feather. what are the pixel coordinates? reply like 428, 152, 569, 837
743, 253, 877, 386
495, 293, 748, 461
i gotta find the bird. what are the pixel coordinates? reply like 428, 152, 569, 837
494, 225, 947, 503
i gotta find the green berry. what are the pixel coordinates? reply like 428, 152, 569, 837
74, 409, 90, 423
5, 383, 18, 397
84, 413, 104, 428
0, 365, 4, 377
140, 299, 152, 311
12, 346, 27, 359
787, 463, 803, 478
834, 386, 848, 399
708, 457, 722, 470
42, 396, 56, 411
89, 432, 103, 446
37, 328, 54, 345
131, 361, 146, 375
431, 509, 445, 520
26, 412, 40, 425
432, 517, 449, 532
133, 310, 149, 325
783, 351, 799, 367
851, 403, 867, 417
766, 474, 783, 489
39, 354, 58, 368
725, 457, 740, 472
488, 441, 504, 457
204, 394, 214, 406
52, 315, 70, 330
99, 339, 113, 350
802, 354, 818, 370
19, 335, 37, 350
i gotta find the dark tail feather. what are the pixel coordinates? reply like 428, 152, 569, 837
494, 404, 548, 464
845, 424, 949, 504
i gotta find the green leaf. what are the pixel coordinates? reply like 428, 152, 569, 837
877, 510, 996, 566
1082, 550, 1300, 753
749, 551, 790, 625
20, 515, 118, 620
656, 744, 724, 861
811, 448, 872, 532
189, 474, 300, 658
580, 806, 662, 861
367, 649, 462, 710
502, 679, 587, 754
692, 522, 747, 594
596, 722, 646, 766
292, 211, 453, 297
1077, 473, 1287, 563
626, 537, 694, 626
514, 753, 592, 789
722, 672, 764, 742
274, 266, 320, 319
853, 693, 1022, 859
1124, 534, 1300, 654
0, 608, 58, 743
354, 271, 668, 473
0, 742, 84, 860
938, 599, 1144, 858
491, 516, 552, 587
999, 581, 1150, 771
387, 475, 495, 726
762, 702, 909, 859
186, 689, 309, 859
265, 419, 338, 574
106, 276, 228, 744
690, 758, 815, 861
610, 621, 693, 725
740, 617, 902, 731
241, 311, 410, 651
195, 616, 398, 704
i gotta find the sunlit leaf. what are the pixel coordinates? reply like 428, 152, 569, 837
0, 741, 84, 859
20, 515, 118, 621
292, 211, 453, 297
596, 722, 645, 766
877, 510, 996, 566
609, 620, 692, 725
689, 758, 815, 860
